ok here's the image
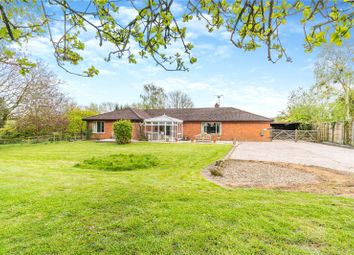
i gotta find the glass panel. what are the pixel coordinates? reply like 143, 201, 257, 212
202, 122, 220, 134
96, 121, 104, 133
166, 126, 171, 136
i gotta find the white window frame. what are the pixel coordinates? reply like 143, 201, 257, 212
201, 122, 222, 135
93, 121, 105, 133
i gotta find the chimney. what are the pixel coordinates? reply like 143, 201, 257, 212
214, 102, 220, 108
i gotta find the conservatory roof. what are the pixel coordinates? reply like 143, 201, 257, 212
144, 114, 183, 123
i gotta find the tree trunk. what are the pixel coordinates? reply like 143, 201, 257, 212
344, 85, 351, 122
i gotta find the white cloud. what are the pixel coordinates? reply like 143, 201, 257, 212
15, 36, 52, 57
213, 45, 232, 59
171, 1, 184, 15
147, 77, 211, 92
117, 6, 138, 25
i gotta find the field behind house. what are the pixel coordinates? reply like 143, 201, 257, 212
0, 142, 353, 254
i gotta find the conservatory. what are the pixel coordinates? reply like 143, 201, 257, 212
143, 114, 183, 142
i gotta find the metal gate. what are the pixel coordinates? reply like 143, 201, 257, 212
271, 129, 318, 142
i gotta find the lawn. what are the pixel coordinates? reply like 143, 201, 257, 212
0, 142, 353, 255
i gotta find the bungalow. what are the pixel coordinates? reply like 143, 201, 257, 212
83, 106, 273, 142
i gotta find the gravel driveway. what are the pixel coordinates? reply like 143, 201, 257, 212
230, 141, 354, 173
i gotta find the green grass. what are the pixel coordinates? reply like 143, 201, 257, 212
75, 154, 159, 171
0, 141, 353, 255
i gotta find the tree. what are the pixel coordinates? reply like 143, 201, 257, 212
331, 89, 354, 121
0, 60, 36, 126
167, 90, 194, 108
85, 102, 126, 113
1, 1, 353, 76
14, 64, 70, 135
140, 84, 167, 109
277, 87, 330, 128
66, 107, 98, 135
314, 44, 353, 123
98, 102, 120, 112
0, 98, 8, 127
0, 120, 19, 139
314, 44, 353, 144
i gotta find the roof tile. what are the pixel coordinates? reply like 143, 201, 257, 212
83, 107, 272, 122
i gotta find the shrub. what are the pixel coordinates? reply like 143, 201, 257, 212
0, 121, 20, 139
113, 120, 132, 144
84, 128, 92, 140
75, 154, 159, 171
210, 166, 224, 177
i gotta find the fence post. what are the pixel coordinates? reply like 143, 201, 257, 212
352, 121, 354, 146
295, 129, 298, 142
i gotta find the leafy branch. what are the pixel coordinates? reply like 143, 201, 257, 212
0, 0, 353, 76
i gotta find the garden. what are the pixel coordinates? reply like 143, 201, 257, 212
0, 141, 353, 254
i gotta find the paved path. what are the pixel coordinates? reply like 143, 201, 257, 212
230, 141, 354, 173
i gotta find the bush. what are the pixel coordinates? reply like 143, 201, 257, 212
75, 154, 159, 171
210, 166, 224, 177
113, 120, 132, 144
84, 128, 92, 140
0, 121, 20, 139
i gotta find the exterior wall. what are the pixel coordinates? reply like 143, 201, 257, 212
89, 121, 114, 140
221, 122, 271, 141
88, 121, 141, 140
131, 122, 142, 140
183, 121, 271, 141
87, 120, 271, 141
183, 122, 203, 140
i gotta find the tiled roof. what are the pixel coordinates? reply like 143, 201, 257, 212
83, 107, 272, 122
145, 107, 272, 122
83, 108, 144, 121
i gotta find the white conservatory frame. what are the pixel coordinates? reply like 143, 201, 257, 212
143, 114, 183, 142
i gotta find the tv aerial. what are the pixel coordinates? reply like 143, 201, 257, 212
215, 95, 224, 105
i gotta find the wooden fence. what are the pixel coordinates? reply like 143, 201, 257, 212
271, 130, 296, 141
0, 133, 84, 145
271, 129, 318, 142
316, 121, 354, 146
272, 121, 354, 146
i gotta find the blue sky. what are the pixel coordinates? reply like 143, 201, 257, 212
23, 1, 327, 118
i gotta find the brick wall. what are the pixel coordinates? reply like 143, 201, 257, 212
131, 122, 142, 140
221, 122, 271, 141
88, 120, 271, 141
183, 121, 271, 141
182, 122, 202, 140
88, 121, 141, 140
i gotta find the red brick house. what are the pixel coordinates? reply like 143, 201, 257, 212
83, 107, 272, 142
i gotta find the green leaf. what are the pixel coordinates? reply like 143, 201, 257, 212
190, 57, 197, 64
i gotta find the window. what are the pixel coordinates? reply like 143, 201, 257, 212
201, 122, 221, 135
93, 121, 105, 133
